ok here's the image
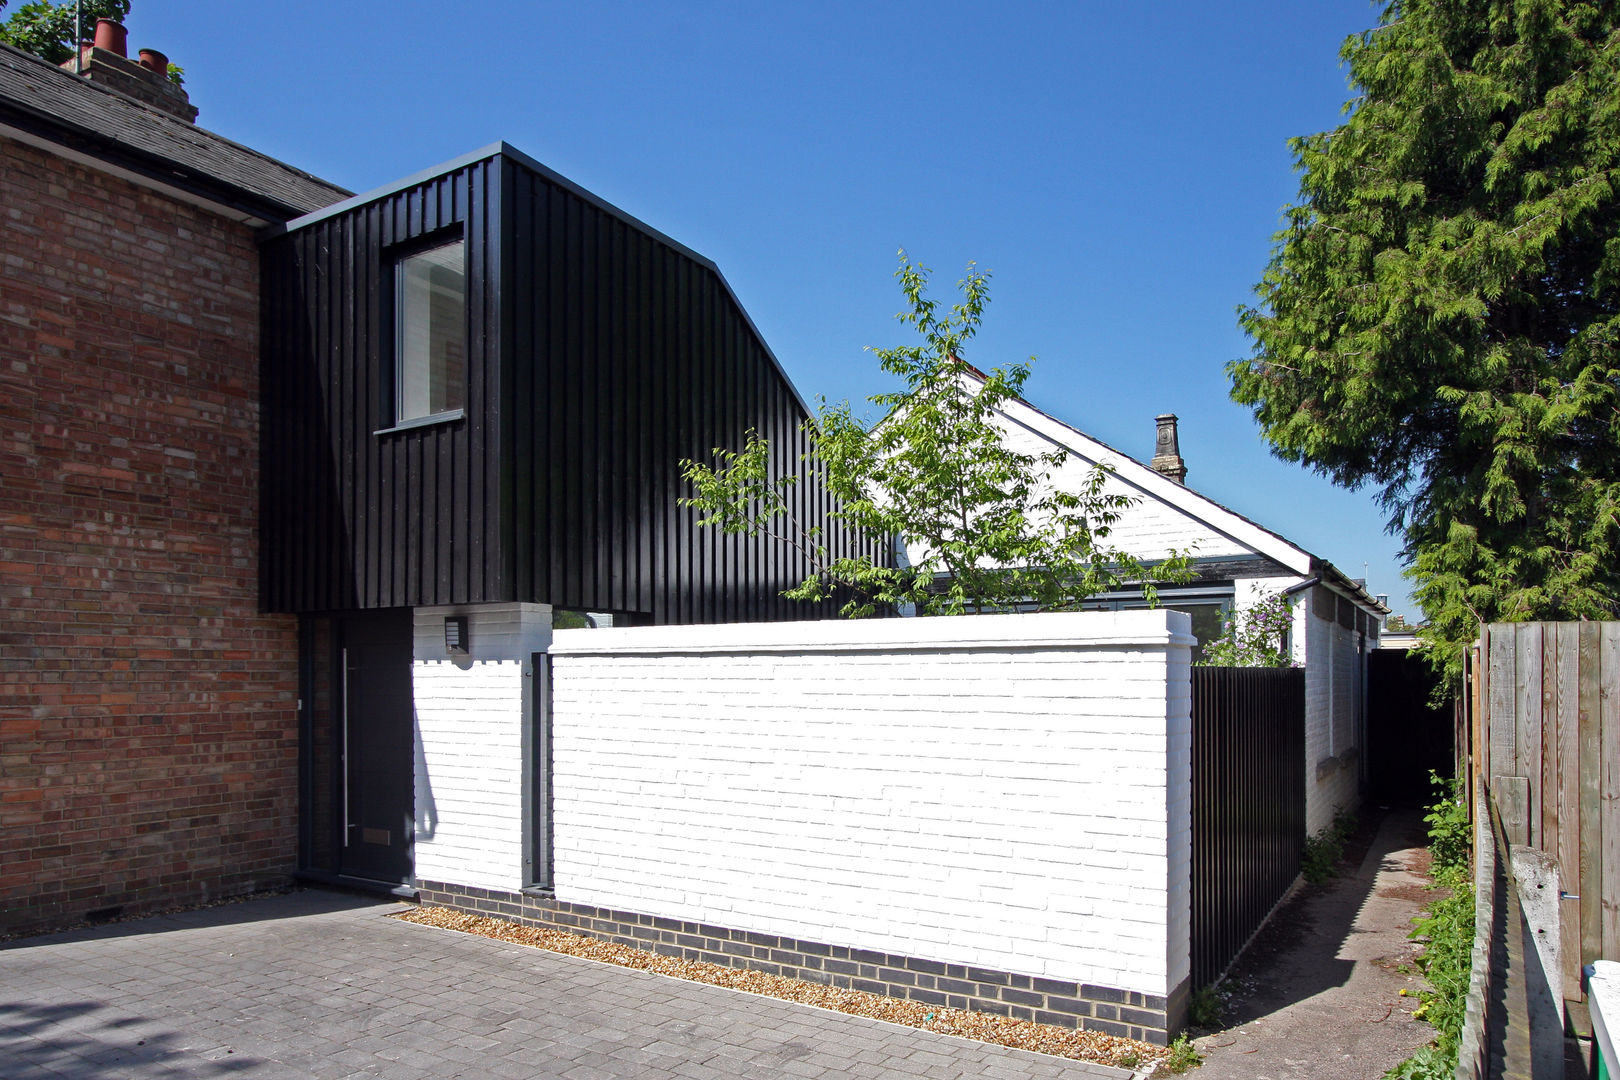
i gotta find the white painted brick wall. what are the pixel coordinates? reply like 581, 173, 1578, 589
411, 603, 550, 893
1304, 609, 1364, 835
547, 610, 1194, 997
414, 603, 552, 662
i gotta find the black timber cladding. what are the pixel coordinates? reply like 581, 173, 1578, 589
261, 144, 881, 620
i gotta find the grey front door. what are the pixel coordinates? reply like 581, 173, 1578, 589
338, 611, 414, 885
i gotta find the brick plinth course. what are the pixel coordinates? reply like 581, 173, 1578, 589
418, 880, 1180, 1044
0, 135, 300, 935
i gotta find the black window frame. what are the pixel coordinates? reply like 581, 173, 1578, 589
376, 224, 469, 435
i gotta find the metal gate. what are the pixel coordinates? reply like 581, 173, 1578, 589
1190, 666, 1306, 988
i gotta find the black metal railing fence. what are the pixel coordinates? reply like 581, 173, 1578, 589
1190, 665, 1306, 989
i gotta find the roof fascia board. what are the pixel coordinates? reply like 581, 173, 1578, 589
0, 109, 298, 224
1315, 560, 1391, 615
267, 142, 510, 236
269, 141, 816, 418
0, 120, 264, 225
990, 386, 1316, 576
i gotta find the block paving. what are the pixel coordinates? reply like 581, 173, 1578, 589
0, 889, 1128, 1079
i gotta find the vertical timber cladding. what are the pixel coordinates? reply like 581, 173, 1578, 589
261, 156, 506, 612
261, 144, 883, 618
502, 149, 882, 623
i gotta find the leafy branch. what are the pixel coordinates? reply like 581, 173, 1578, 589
682, 253, 1193, 617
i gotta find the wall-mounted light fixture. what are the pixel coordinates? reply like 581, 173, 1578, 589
444, 615, 469, 655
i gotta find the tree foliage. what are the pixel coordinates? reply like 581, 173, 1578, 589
681, 255, 1190, 617
0, 0, 129, 65
1232, 1, 1620, 679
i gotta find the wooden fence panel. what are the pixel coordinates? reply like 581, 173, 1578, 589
1477, 621, 1620, 1005
1515, 623, 1541, 845
1603, 624, 1620, 961
1580, 625, 1603, 990
1557, 622, 1582, 1001
1189, 666, 1306, 990
1540, 629, 1560, 866
1489, 628, 1516, 779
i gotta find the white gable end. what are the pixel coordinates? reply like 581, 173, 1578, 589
988, 391, 1315, 577
992, 416, 1249, 563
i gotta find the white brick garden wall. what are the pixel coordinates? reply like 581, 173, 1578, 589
547, 609, 1194, 998
411, 603, 550, 893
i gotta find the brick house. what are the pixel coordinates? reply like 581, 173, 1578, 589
0, 38, 348, 933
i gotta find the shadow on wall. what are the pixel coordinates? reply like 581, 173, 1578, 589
0, 1000, 265, 1076
414, 705, 439, 843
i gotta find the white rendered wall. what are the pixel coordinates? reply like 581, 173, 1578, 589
411, 603, 550, 892
1303, 603, 1365, 834
547, 610, 1194, 998
1231, 577, 1368, 836
1232, 576, 1301, 624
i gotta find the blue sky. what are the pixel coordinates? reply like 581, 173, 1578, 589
128, 0, 1413, 612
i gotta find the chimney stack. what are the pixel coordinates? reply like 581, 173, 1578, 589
1151, 414, 1187, 484
61, 20, 198, 123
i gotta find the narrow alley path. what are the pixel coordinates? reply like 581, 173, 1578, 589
1192, 807, 1438, 1080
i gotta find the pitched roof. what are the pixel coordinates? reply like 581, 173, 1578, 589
975, 371, 1388, 613
0, 42, 348, 223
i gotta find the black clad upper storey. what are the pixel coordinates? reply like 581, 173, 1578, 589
260, 143, 883, 622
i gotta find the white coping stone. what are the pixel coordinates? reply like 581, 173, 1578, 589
549, 607, 1195, 655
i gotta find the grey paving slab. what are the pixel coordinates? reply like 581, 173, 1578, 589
1193, 807, 1436, 1080
0, 889, 1127, 1079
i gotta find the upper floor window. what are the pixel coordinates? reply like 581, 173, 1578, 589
395, 239, 466, 424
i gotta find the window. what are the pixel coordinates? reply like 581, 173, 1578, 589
1165, 602, 1231, 663
394, 239, 466, 425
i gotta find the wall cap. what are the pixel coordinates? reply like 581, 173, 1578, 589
549, 609, 1194, 657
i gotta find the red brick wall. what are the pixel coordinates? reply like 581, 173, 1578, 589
0, 135, 300, 934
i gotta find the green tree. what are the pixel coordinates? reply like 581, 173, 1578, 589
1232, 0, 1620, 681
681, 254, 1191, 617
0, 1, 129, 65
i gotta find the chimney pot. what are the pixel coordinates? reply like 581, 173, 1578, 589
1151, 413, 1188, 484
138, 48, 169, 75
93, 19, 127, 57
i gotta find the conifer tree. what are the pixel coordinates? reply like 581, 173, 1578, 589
1232, 0, 1620, 678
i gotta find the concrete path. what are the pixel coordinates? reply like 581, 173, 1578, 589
1193, 807, 1438, 1080
0, 889, 1124, 1080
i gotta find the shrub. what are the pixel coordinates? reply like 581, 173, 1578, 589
1382, 774, 1476, 1079
1196, 591, 1296, 667
1422, 772, 1471, 888
1301, 809, 1357, 884
1186, 984, 1221, 1029
1161, 1034, 1202, 1073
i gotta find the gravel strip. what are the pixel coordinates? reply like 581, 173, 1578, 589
394, 905, 1163, 1070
